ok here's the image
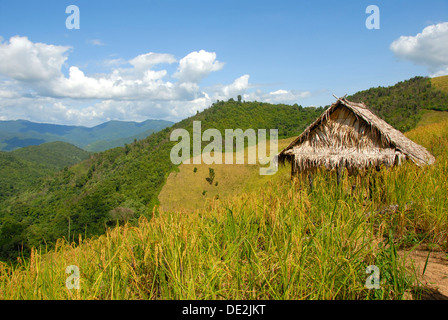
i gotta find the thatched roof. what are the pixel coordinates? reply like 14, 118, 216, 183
278, 97, 435, 173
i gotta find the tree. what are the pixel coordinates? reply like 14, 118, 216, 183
109, 207, 135, 225
206, 168, 215, 185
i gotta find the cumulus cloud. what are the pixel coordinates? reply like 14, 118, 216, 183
390, 22, 448, 76
209, 74, 251, 101
0, 35, 70, 81
0, 36, 311, 125
173, 50, 224, 83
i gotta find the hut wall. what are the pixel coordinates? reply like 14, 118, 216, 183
290, 105, 406, 172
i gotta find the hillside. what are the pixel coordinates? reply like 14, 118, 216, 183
158, 137, 294, 212
1, 117, 447, 299
0, 119, 173, 152
0, 101, 324, 261
348, 76, 448, 131
10, 141, 90, 170
160, 76, 448, 211
1, 75, 448, 262
431, 75, 448, 93
0, 142, 90, 202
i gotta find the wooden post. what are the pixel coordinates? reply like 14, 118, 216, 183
291, 158, 295, 179
308, 172, 313, 191
336, 166, 341, 186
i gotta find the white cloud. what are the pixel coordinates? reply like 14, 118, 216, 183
243, 88, 310, 104
0, 36, 70, 81
173, 50, 224, 83
0, 36, 311, 125
129, 52, 176, 71
210, 74, 250, 101
390, 22, 448, 76
0, 89, 19, 99
207, 74, 310, 105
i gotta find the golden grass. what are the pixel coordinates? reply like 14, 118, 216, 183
0, 175, 417, 300
158, 137, 294, 212
431, 75, 448, 93
417, 110, 448, 127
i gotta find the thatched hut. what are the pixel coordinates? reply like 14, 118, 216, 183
278, 97, 435, 176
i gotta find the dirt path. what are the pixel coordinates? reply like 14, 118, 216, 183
399, 247, 448, 299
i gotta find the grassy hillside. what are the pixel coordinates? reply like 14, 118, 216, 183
0, 101, 323, 261
0, 142, 90, 202
348, 76, 448, 131
417, 110, 448, 127
158, 137, 294, 212
0, 119, 173, 152
431, 75, 448, 93
1, 118, 447, 300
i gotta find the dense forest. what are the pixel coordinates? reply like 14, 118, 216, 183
0, 142, 90, 202
0, 76, 447, 261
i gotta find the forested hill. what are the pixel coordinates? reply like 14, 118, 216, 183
0, 142, 90, 202
0, 101, 323, 261
348, 76, 448, 131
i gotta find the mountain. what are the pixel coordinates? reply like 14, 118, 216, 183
0, 119, 174, 152
1, 75, 448, 261
0, 141, 90, 202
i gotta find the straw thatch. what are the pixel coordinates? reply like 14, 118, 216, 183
278, 97, 435, 175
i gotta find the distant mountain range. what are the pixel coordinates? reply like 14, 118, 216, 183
0, 119, 174, 152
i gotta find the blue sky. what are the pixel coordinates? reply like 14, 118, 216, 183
0, 0, 447, 126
